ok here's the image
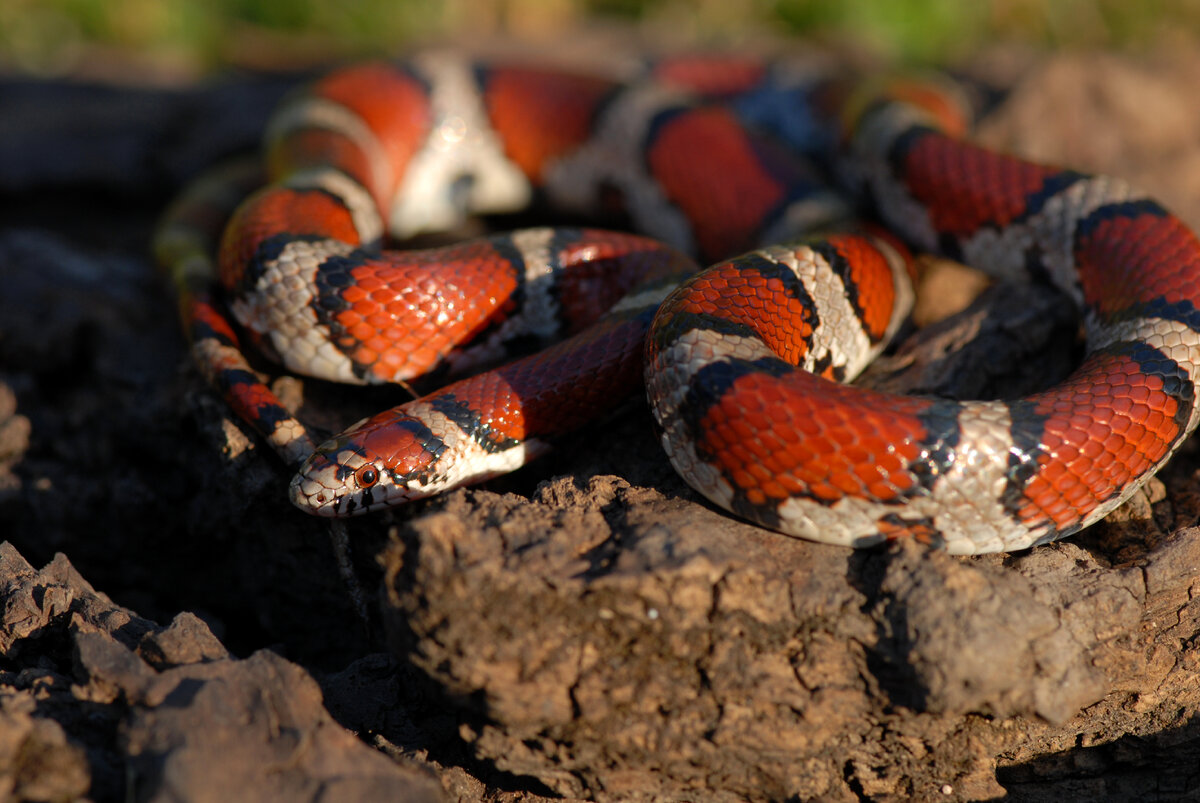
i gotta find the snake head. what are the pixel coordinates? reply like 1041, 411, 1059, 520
289, 408, 452, 517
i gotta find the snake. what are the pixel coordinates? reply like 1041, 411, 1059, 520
153, 53, 1200, 555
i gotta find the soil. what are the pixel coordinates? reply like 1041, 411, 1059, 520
2, 42, 1200, 802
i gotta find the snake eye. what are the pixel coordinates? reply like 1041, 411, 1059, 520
354, 465, 379, 489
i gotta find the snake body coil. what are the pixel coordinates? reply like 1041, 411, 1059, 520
154, 54, 1200, 554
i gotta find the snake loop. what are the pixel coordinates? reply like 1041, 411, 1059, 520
155, 56, 1200, 554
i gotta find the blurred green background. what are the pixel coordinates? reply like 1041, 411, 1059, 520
1, 0, 1196, 77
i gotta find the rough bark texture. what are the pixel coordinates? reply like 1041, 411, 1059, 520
380, 453, 1200, 800
2, 45, 1200, 801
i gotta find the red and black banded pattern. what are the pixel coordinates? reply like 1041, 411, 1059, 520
155, 57, 1200, 554
646, 87, 1200, 552
155, 160, 315, 466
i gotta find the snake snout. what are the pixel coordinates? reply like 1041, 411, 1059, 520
289, 470, 341, 516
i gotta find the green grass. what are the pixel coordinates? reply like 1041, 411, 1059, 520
0, 0, 1193, 75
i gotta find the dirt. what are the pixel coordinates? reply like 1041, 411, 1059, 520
2, 44, 1200, 802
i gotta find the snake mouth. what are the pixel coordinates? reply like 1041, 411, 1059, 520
289, 432, 387, 516
289, 467, 398, 517
289, 470, 385, 517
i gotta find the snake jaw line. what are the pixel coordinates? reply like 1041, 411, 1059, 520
289, 437, 448, 517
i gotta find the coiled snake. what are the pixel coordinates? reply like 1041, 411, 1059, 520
153, 54, 1200, 555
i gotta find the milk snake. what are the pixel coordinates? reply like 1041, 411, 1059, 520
154, 53, 1200, 555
